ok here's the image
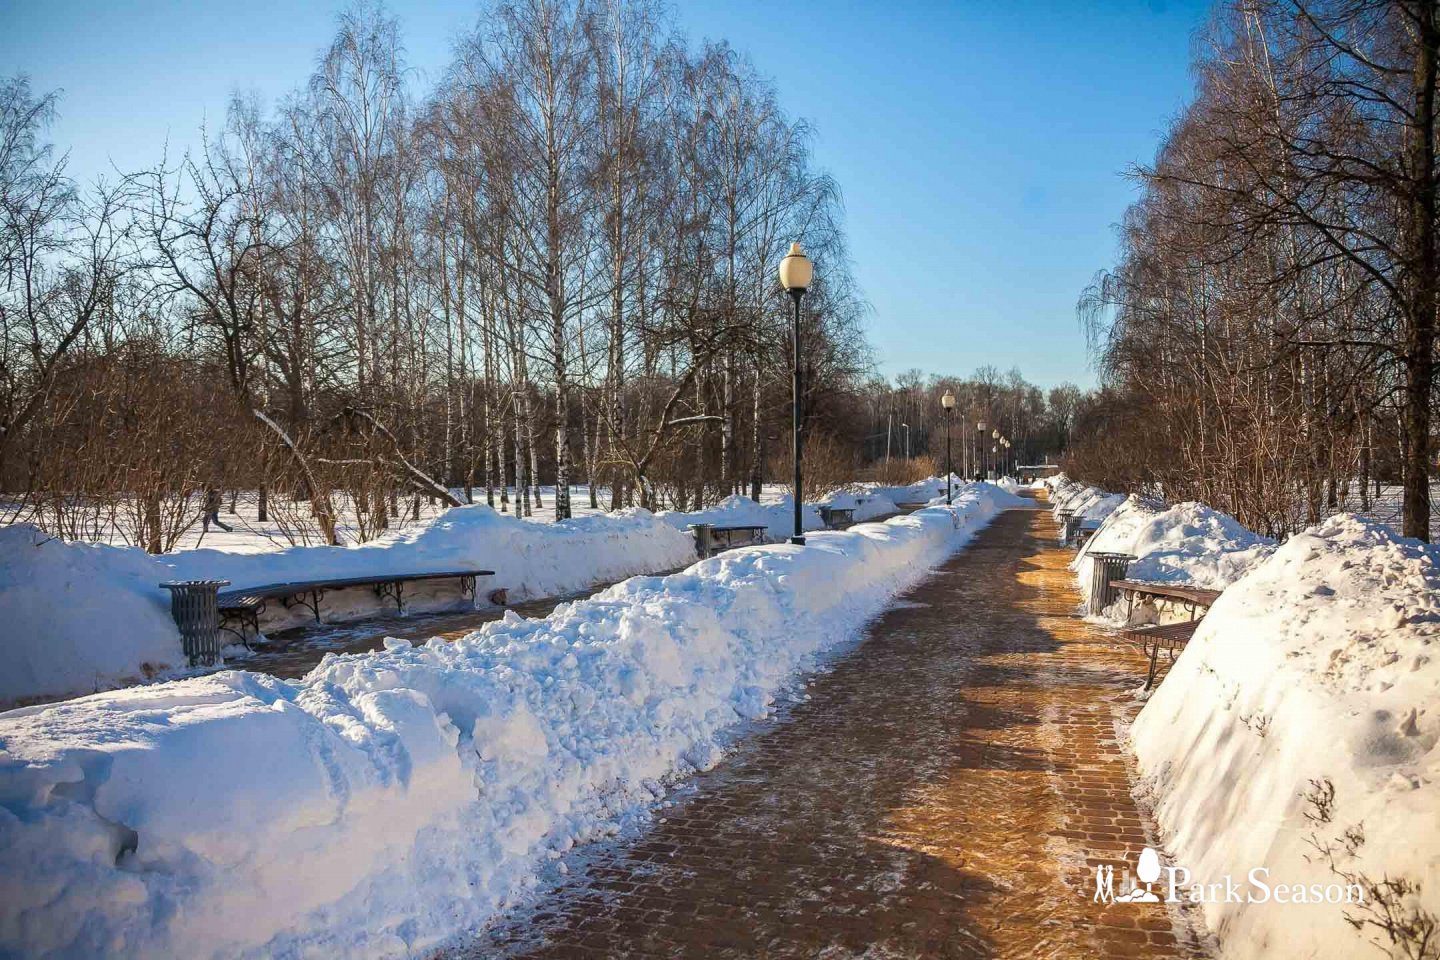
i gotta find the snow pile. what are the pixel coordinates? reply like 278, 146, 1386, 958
164, 505, 697, 621
922, 480, 1025, 509
0, 506, 697, 706
1076, 497, 1276, 593
1132, 515, 1440, 960
869, 474, 968, 506
0, 527, 185, 705
1050, 478, 1126, 527
0, 486, 1022, 959
816, 488, 901, 523
657, 493, 824, 541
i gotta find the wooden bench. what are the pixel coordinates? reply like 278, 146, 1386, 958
1112, 579, 1222, 621
1111, 579, 1225, 691
218, 569, 494, 642
1121, 619, 1201, 691
819, 506, 856, 528
710, 524, 770, 551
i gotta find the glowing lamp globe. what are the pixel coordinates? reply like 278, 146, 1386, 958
779, 242, 813, 292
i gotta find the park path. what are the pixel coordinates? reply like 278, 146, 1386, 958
455, 505, 1211, 959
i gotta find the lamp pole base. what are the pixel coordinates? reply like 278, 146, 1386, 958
790, 535, 806, 546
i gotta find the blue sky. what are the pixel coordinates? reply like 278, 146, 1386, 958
1, 0, 1211, 388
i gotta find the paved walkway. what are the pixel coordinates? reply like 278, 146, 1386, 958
458, 507, 1210, 959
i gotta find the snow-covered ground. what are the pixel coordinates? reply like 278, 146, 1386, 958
0, 507, 697, 707
0, 482, 1026, 959
1132, 515, 1440, 960
1, 485, 802, 555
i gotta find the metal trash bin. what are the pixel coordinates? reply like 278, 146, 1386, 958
1055, 510, 1075, 544
688, 523, 713, 560
1086, 553, 1135, 617
160, 579, 231, 666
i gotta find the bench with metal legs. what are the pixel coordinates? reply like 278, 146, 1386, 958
217, 569, 493, 634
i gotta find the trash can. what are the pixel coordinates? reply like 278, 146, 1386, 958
160, 579, 231, 666
688, 523, 713, 559
1055, 510, 1075, 544
1086, 553, 1135, 617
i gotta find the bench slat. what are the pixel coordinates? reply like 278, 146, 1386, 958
1112, 579, 1223, 607
217, 569, 494, 603
1121, 619, 1201, 644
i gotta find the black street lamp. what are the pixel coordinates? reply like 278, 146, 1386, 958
976, 419, 987, 480
941, 389, 956, 503
779, 242, 813, 546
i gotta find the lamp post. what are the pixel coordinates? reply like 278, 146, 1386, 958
779, 242, 812, 546
991, 429, 1000, 480
976, 420, 986, 480
901, 422, 911, 460
941, 389, 956, 503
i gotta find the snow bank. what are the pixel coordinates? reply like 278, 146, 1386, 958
1076, 497, 1275, 592
816, 488, 901, 523
0, 506, 697, 706
1050, 478, 1126, 527
0, 485, 1023, 959
1048, 478, 1273, 619
868, 474, 969, 506
657, 493, 824, 541
1132, 515, 1440, 960
0, 527, 184, 705
163, 505, 697, 620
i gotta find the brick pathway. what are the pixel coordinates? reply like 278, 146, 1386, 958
455, 507, 1211, 959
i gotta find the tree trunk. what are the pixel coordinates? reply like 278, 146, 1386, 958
1405, 3, 1439, 541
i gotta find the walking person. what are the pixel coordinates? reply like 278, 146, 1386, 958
202, 487, 233, 534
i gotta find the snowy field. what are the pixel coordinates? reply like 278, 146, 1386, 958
1345, 482, 1440, 542
0, 480, 937, 557
1046, 474, 1440, 960
0, 483, 1025, 959
0, 484, 831, 555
